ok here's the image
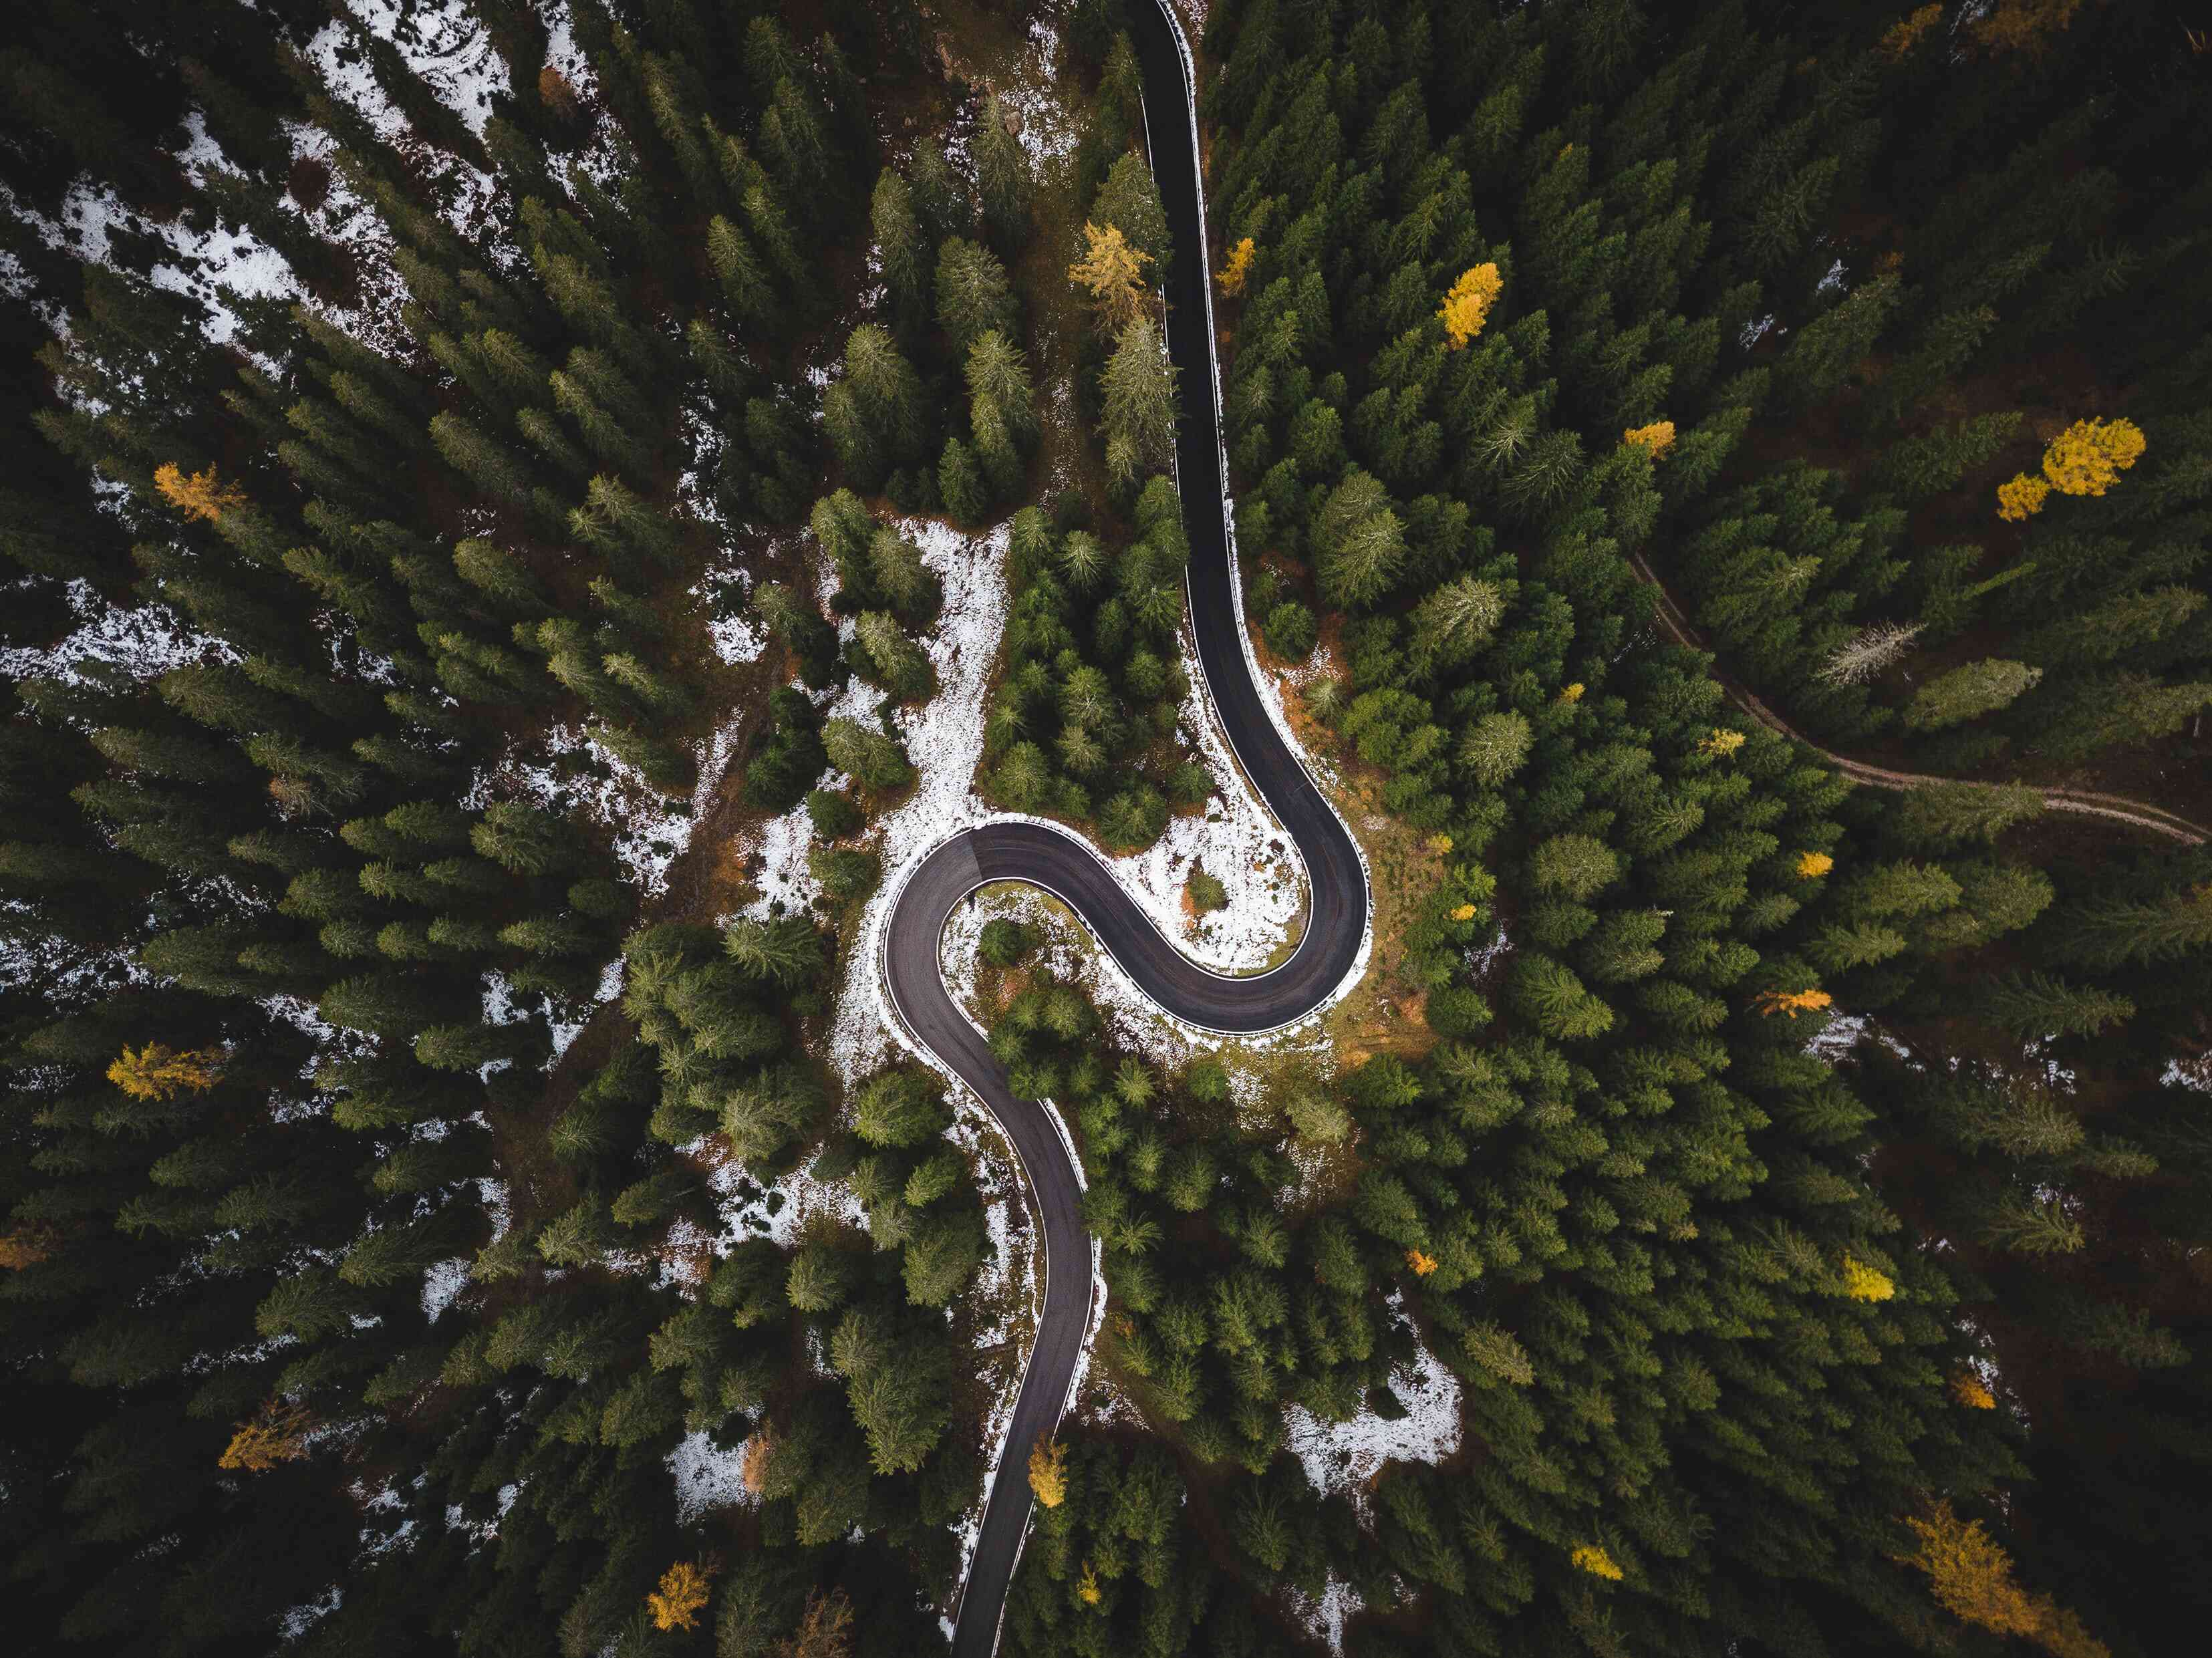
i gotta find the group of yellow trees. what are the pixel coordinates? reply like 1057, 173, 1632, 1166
1997, 415, 2146, 520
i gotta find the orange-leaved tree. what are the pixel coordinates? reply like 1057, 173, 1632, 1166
154, 462, 247, 523
1880, 4, 1945, 59
219, 1399, 314, 1472
1028, 1436, 1068, 1507
1216, 236, 1256, 298
2041, 416, 2145, 497
646, 1558, 718, 1632
1900, 1500, 2110, 1658
108, 1043, 224, 1101
1997, 472, 2050, 521
1756, 988, 1834, 1018
0, 1223, 60, 1270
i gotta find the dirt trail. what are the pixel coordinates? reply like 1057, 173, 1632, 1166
1627, 550, 2210, 847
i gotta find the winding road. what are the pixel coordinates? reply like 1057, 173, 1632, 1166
889, 5, 1369, 1654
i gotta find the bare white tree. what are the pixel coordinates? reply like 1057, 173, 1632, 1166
1818, 621, 1924, 686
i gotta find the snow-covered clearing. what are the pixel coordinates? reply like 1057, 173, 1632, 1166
1283, 1317, 1462, 1504
419, 1257, 470, 1323
666, 1427, 754, 1526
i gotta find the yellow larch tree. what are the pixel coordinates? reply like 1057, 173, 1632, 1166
1796, 851, 1836, 879
153, 462, 248, 523
1571, 1544, 1625, 1580
1839, 1254, 1897, 1302
219, 1399, 314, 1472
1700, 728, 1747, 758
1406, 1248, 1439, 1276
1449, 902, 1478, 922
1028, 1437, 1068, 1508
1076, 1562, 1103, 1605
2041, 416, 2145, 497
1558, 682, 1585, 704
1216, 236, 1256, 298
1900, 1500, 2110, 1658
1069, 221, 1153, 329
646, 1558, 718, 1632
1438, 262, 1503, 348
1950, 1372, 1997, 1409
108, 1043, 225, 1101
1623, 420, 1676, 457
1757, 988, 1835, 1018
1997, 472, 2050, 521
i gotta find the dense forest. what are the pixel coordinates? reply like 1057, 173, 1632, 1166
3, 3, 2209, 1658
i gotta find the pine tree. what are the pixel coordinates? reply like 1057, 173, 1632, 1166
823, 719, 914, 791
1069, 221, 1153, 329
1312, 470, 1405, 609
1905, 660, 2041, 730
936, 237, 1020, 358
871, 168, 930, 331
1091, 150, 1169, 274
1099, 318, 1178, 486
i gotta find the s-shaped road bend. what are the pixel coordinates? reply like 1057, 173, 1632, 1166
885, 4, 1371, 1653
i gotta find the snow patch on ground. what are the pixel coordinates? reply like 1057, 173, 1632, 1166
467, 718, 739, 898
278, 1586, 345, 1642
996, 18, 1086, 166
0, 580, 238, 685
420, 1257, 470, 1323
1115, 643, 1302, 972
304, 9, 503, 247
1284, 1578, 1365, 1657
666, 1428, 754, 1524
334, 0, 511, 139
707, 1149, 869, 1249
1284, 1328, 1462, 1502
732, 801, 823, 922
475, 1178, 511, 1246
1804, 1008, 1915, 1066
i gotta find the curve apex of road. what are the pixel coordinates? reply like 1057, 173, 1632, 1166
873, 5, 1373, 1655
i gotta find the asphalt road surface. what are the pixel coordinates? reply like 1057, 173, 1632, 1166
910, 5, 1370, 1653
